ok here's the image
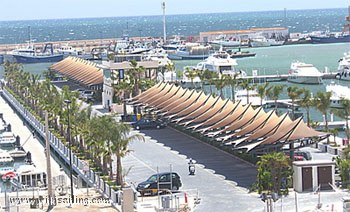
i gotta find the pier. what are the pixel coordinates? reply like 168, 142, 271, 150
242, 72, 338, 83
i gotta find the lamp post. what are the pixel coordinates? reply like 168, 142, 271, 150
64, 99, 74, 206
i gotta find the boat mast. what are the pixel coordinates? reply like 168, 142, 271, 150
162, 2, 167, 43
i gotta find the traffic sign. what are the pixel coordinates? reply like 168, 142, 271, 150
2, 171, 16, 181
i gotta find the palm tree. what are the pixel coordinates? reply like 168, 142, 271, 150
267, 84, 285, 111
299, 88, 313, 127
226, 73, 240, 102
332, 98, 350, 140
313, 91, 332, 131
212, 74, 229, 98
287, 86, 304, 119
129, 59, 144, 97
184, 67, 199, 88
257, 82, 270, 106
239, 79, 255, 105
113, 81, 133, 121
165, 62, 175, 82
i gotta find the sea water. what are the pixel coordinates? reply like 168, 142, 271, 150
0, 8, 347, 44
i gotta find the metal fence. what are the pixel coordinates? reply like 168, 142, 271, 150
1, 89, 120, 208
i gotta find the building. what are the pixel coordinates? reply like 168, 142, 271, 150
199, 27, 289, 43
101, 54, 163, 110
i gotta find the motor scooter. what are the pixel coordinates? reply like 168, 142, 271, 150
188, 159, 195, 175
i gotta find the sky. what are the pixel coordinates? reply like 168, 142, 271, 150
0, 0, 348, 21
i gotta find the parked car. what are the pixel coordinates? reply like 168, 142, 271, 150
80, 90, 95, 102
137, 172, 182, 196
294, 151, 312, 160
132, 118, 166, 130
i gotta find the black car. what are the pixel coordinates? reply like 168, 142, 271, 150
137, 172, 182, 196
132, 118, 166, 130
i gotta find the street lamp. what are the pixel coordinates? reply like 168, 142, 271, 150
64, 99, 74, 206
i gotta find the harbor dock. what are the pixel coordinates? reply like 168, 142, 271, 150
243, 72, 338, 83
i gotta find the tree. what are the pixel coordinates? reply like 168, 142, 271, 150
287, 86, 303, 119
226, 73, 240, 102
267, 84, 285, 111
113, 80, 133, 121
257, 82, 270, 107
313, 91, 332, 131
257, 152, 291, 194
239, 79, 256, 105
129, 59, 144, 97
165, 62, 175, 82
184, 67, 199, 88
299, 88, 313, 127
212, 74, 229, 98
332, 98, 350, 140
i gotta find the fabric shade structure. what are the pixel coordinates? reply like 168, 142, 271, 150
185, 99, 229, 127
158, 89, 196, 113
168, 92, 210, 119
203, 102, 249, 135
130, 82, 164, 103
176, 95, 220, 123
50, 56, 103, 86
129, 82, 328, 153
191, 100, 239, 130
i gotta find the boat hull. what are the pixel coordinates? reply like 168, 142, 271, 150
310, 35, 350, 44
335, 71, 350, 81
13, 54, 64, 64
230, 52, 256, 58
287, 76, 322, 84
168, 53, 208, 60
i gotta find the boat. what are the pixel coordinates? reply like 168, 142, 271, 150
310, 6, 350, 44
228, 49, 256, 59
194, 50, 246, 76
249, 36, 271, 47
167, 44, 210, 60
0, 131, 17, 148
14, 164, 47, 189
12, 43, 64, 64
162, 35, 185, 50
266, 38, 285, 46
326, 82, 350, 108
310, 33, 350, 44
209, 35, 241, 49
335, 52, 350, 81
7, 146, 26, 159
56, 44, 85, 57
287, 62, 323, 84
0, 150, 14, 175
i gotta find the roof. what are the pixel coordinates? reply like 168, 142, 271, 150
50, 56, 103, 86
131, 82, 327, 153
200, 27, 288, 35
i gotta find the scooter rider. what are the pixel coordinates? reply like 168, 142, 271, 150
188, 158, 195, 175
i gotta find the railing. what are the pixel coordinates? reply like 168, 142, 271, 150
1, 88, 120, 208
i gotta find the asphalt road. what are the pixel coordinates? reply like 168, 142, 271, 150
123, 127, 263, 212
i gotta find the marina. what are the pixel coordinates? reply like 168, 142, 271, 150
0, 2, 350, 212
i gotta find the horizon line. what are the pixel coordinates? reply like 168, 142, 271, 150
0, 6, 346, 22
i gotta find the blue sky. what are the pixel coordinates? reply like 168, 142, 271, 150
0, 0, 348, 21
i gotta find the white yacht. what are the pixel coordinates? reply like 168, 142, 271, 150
326, 82, 350, 108
195, 50, 246, 77
336, 52, 350, 81
0, 132, 16, 148
287, 62, 323, 84
0, 150, 14, 175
